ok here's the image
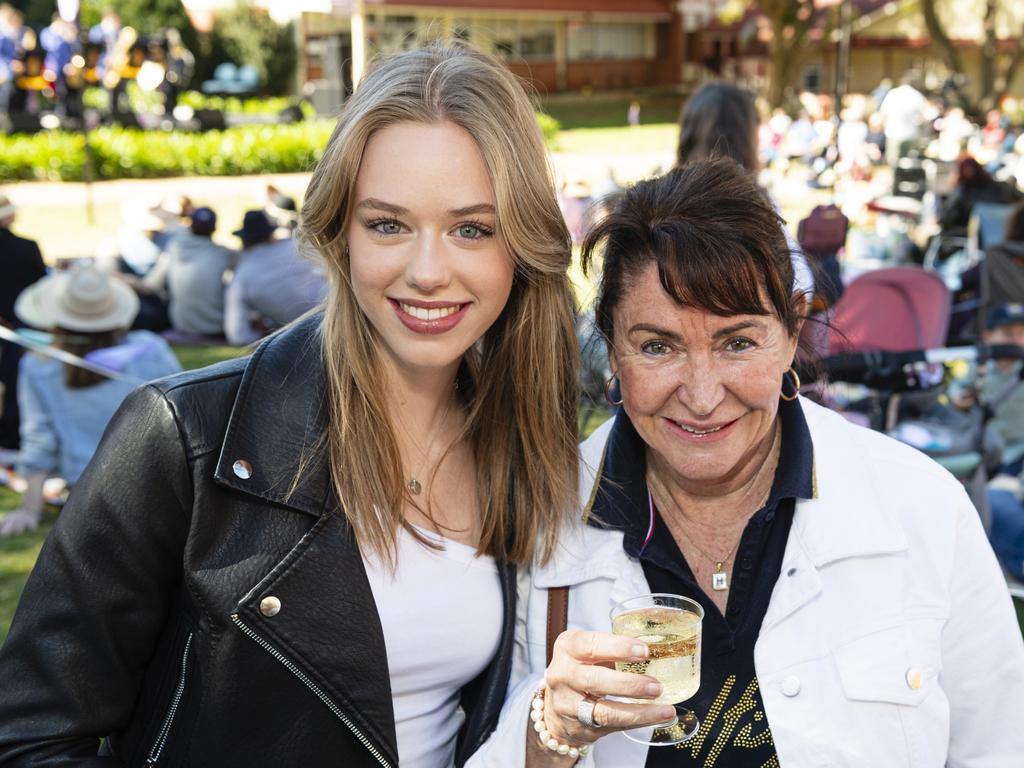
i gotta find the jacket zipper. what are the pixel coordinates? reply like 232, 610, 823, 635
145, 633, 194, 766
231, 613, 392, 768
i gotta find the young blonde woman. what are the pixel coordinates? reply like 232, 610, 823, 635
0, 42, 579, 768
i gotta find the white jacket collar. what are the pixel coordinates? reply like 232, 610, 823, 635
534, 398, 908, 589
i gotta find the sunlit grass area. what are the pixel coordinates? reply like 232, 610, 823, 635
0, 487, 56, 643
552, 123, 677, 155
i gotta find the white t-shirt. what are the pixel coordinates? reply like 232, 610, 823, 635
363, 524, 502, 768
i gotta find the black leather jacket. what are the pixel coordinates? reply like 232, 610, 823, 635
0, 315, 515, 767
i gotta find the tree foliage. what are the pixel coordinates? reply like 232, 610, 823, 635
721, 0, 827, 109
760, 0, 823, 108
207, 1, 296, 95
920, 0, 1024, 116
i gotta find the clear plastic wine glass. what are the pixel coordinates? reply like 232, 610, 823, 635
609, 593, 703, 746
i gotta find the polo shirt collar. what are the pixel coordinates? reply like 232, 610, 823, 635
586, 397, 816, 554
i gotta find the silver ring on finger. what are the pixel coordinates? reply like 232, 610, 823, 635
576, 695, 604, 729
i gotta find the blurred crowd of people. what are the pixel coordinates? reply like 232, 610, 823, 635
0, 185, 326, 534
756, 76, 1024, 198
0, 5, 192, 127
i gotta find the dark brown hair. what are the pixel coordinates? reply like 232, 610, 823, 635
582, 159, 802, 346
54, 329, 124, 388
675, 83, 760, 172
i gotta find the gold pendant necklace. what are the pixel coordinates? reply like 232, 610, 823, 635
711, 564, 729, 592
648, 484, 772, 593
403, 396, 454, 497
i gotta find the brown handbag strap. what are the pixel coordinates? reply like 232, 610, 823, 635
546, 586, 569, 666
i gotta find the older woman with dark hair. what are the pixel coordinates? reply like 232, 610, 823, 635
470, 159, 1024, 768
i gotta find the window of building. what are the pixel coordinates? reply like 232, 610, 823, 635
488, 18, 557, 61
567, 22, 648, 60
370, 15, 420, 54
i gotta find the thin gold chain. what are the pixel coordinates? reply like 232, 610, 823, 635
397, 395, 455, 492
652, 484, 771, 568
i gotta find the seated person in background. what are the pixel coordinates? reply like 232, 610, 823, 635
939, 156, 1020, 235
223, 209, 327, 346
955, 201, 1024, 305
977, 304, 1024, 469
265, 183, 299, 232
981, 200, 1024, 305
0, 264, 181, 535
983, 304, 1024, 580
143, 206, 235, 338
0, 193, 47, 456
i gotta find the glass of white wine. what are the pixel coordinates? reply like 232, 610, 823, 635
610, 593, 703, 746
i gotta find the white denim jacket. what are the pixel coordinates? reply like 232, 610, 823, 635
468, 397, 1024, 768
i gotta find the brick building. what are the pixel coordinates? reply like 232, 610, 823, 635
295, 0, 688, 97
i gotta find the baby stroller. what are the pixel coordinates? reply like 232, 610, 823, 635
809, 266, 1002, 530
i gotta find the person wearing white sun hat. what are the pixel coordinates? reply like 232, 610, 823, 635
0, 263, 181, 536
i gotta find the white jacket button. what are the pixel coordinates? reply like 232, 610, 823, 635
906, 667, 923, 690
260, 596, 282, 617
233, 459, 253, 480
781, 676, 801, 697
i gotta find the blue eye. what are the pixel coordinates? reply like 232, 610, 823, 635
369, 219, 402, 235
455, 221, 494, 240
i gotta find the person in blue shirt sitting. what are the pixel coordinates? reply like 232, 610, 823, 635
0, 264, 181, 535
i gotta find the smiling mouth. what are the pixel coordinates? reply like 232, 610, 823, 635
673, 420, 730, 436
398, 302, 464, 321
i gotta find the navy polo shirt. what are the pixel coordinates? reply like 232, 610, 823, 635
586, 397, 815, 767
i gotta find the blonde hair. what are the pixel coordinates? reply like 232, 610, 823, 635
299, 41, 579, 566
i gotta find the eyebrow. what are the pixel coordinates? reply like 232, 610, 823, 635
627, 319, 765, 339
355, 198, 496, 217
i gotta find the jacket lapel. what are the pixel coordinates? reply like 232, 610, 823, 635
216, 317, 399, 765
214, 314, 329, 516
761, 399, 910, 632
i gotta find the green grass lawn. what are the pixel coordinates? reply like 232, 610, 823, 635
552, 123, 677, 155
0, 487, 56, 642
541, 95, 684, 130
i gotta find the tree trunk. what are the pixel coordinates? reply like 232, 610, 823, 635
992, 18, 1024, 110
768, 25, 794, 108
761, 0, 815, 109
919, 0, 1022, 117
977, 0, 998, 113
920, 0, 965, 75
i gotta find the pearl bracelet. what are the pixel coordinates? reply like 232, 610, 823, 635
530, 687, 591, 759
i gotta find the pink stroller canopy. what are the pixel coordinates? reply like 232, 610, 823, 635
826, 266, 951, 353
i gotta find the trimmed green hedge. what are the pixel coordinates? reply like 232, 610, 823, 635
0, 111, 561, 182
0, 121, 335, 182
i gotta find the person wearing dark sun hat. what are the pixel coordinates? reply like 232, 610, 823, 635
223, 209, 327, 345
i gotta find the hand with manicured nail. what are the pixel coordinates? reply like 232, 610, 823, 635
539, 629, 678, 750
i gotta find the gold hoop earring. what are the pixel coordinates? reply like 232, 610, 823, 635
604, 376, 623, 406
780, 366, 801, 402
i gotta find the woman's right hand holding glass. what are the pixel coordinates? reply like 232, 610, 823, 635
532, 629, 678, 761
